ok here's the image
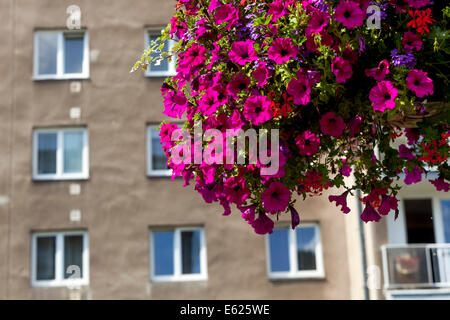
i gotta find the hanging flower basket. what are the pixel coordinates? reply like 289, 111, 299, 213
133, 0, 450, 234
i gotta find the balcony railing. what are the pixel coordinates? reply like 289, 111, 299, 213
381, 244, 450, 289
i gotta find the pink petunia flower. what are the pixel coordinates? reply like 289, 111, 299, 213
261, 181, 291, 214
361, 203, 381, 222
198, 88, 220, 116
404, 166, 422, 185
229, 40, 258, 66
430, 178, 450, 192
253, 63, 269, 88
268, 0, 288, 22
406, 69, 434, 98
287, 73, 311, 105
306, 10, 329, 35
226, 73, 250, 99
243, 94, 273, 125
163, 91, 188, 119
223, 176, 251, 206
407, 0, 431, 9
369, 80, 398, 112
399, 144, 416, 161
214, 4, 239, 30
365, 59, 390, 81
402, 31, 422, 51
378, 195, 399, 215
329, 191, 351, 214
405, 128, 420, 145
319, 112, 346, 137
331, 57, 353, 83
334, 1, 364, 29
251, 213, 274, 235
268, 38, 299, 64
238, 204, 257, 224
296, 131, 320, 156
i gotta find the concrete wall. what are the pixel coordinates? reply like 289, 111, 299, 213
0, 0, 361, 299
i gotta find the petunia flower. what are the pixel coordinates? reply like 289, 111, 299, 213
198, 88, 220, 116
226, 73, 250, 99
296, 131, 320, 156
365, 59, 390, 81
402, 31, 422, 51
268, 0, 288, 22
223, 176, 251, 206
253, 63, 269, 88
404, 166, 422, 185
214, 4, 239, 30
261, 181, 291, 214
329, 191, 351, 214
243, 94, 273, 125
306, 9, 329, 35
163, 91, 188, 118
268, 38, 299, 64
229, 40, 258, 66
238, 204, 257, 224
331, 57, 353, 83
378, 195, 399, 215
361, 203, 381, 222
290, 206, 300, 230
406, 69, 433, 98
399, 144, 416, 161
369, 80, 398, 112
319, 112, 346, 137
430, 178, 450, 192
251, 213, 274, 235
287, 73, 311, 105
334, 1, 364, 29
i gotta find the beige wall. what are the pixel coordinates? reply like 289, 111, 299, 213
0, 0, 363, 299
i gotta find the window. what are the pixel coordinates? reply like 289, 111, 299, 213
31, 231, 89, 287
145, 30, 176, 77
34, 31, 89, 80
33, 128, 89, 180
150, 227, 207, 282
266, 223, 324, 279
147, 126, 171, 177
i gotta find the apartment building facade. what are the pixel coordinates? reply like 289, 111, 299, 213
0, 0, 371, 300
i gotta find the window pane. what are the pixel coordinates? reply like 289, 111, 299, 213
37, 133, 57, 174
63, 131, 84, 173
269, 228, 290, 272
442, 200, 450, 243
37, 33, 58, 75
404, 199, 435, 243
181, 230, 201, 274
36, 236, 56, 280
153, 232, 174, 276
64, 235, 83, 279
64, 33, 84, 74
296, 227, 317, 271
148, 35, 169, 72
151, 129, 168, 171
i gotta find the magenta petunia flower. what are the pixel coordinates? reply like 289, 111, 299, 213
163, 91, 188, 119
402, 31, 422, 51
406, 69, 434, 98
243, 94, 273, 125
268, 0, 288, 22
253, 63, 269, 88
407, 0, 431, 9
306, 10, 329, 35
405, 128, 420, 145
331, 57, 353, 83
261, 181, 291, 214
340, 159, 352, 176
268, 38, 299, 64
329, 191, 351, 214
399, 144, 415, 161
369, 80, 398, 112
159, 123, 178, 144
365, 59, 390, 81
361, 203, 381, 222
430, 178, 450, 192
229, 40, 258, 66
378, 195, 399, 216
214, 4, 239, 30
238, 204, 257, 224
198, 88, 221, 116
226, 73, 250, 99
348, 115, 362, 137
319, 112, 346, 137
182, 44, 207, 67
404, 166, 422, 185
296, 131, 320, 156
287, 74, 311, 105
223, 176, 251, 206
251, 213, 274, 235
290, 206, 300, 230
334, 1, 364, 29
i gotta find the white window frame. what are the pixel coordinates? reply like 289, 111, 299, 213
144, 28, 177, 77
32, 127, 89, 181
146, 125, 172, 177
31, 231, 89, 288
33, 30, 90, 80
149, 227, 208, 282
265, 223, 325, 280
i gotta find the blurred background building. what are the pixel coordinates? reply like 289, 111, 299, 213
0, 0, 448, 300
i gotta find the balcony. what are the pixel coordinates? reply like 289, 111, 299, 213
382, 244, 450, 290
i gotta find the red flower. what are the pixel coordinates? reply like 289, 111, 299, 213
407, 8, 435, 35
